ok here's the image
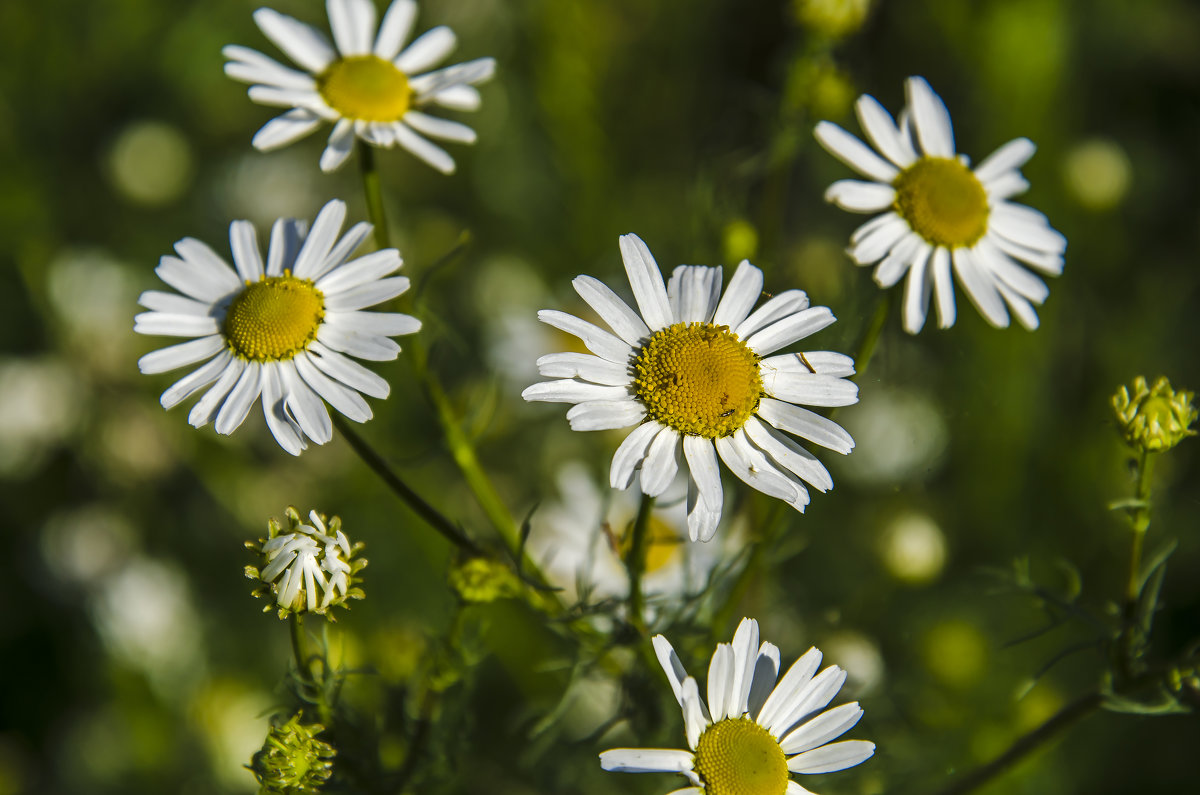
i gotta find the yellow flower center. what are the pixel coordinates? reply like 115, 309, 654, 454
693, 717, 789, 795
223, 273, 325, 362
893, 156, 989, 248
317, 55, 412, 121
632, 322, 763, 439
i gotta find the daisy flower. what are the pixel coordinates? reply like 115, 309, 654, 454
600, 617, 875, 795
134, 198, 420, 455
224, 0, 495, 173
530, 462, 729, 608
815, 76, 1066, 333
522, 235, 858, 543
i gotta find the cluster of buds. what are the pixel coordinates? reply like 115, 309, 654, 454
246, 507, 367, 620
1112, 376, 1197, 454
250, 712, 335, 794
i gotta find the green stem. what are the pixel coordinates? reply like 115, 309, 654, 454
421, 372, 522, 553
625, 493, 656, 634
358, 140, 390, 250
853, 291, 893, 382
333, 413, 480, 554
930, 690, 1103, 795
289, 614, 332, 725
1125, 449, 1155, 604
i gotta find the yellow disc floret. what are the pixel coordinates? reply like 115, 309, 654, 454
693, 717, 789, 795
893, 156, 989, 248
633, 322, 763, 439
317, 55, 412, 121
223, 273, 325, 362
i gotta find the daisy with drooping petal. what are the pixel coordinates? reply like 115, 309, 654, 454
225, 0, 495, 173
815, 76, 1066, 333
522, 235, 858, 543
134, 198, 420, 455
600, 617, 875, 795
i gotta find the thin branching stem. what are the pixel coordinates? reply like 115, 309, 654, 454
625, 493, 656, 635
358, 140, 391, 250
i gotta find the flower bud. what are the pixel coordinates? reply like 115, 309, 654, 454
1112, 376, 1197, 453
250, 712, 335, 794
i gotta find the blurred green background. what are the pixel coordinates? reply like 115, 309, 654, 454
2, 0, 1199, 792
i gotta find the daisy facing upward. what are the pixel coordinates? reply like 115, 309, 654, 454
523, 234, 858, 543
816, 76, 1066, 333
225, 0, 495, 173
134, 199, 420, 455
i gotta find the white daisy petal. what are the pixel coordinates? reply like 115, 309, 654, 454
990, 202, 1068, 254
324, 276, 411, 312
319, 118, 357, 172
681, 676, 711, 751
394, 123, 456, 173
930, 245, 956, 329
902, 245, 934, 334
759, 647, 823, 736
535, 353, 632, 386
174, 238, 242, 291
757, 398, 854, 455
873, 232, 924, 288
855, 93, 917, 168
652, 633, 690, 705
394, 25, 457, 74
787, 739, 875, 774
260, 362, 307, 455
984, 171, 1030, 201
133, 312, 220, 338
325, 309, 420, 337
215, 360, 263, 435
292, 199, 347, 279
246, 85, 327, 112
995, 280, 1041, 330
619, 234, 674, 331
973, 238, 1049, 303
327, 0, 375, 57
408, 57, 496, 96
780, 702, 864, 755
521, 381, 630, 404
714, 432, 800, 505
160, 351, 235, 410
138, 335, 225, 375
429, 83, 481, 111
952, 246, 1009, 328
317, 322, 402, 361
772, 665, 848, 739
906, 76, 955, 157
307, 341, 389, 399
317, 248, 402, 293
850, 214, 909, 265
293, 352, 370, 425
748, 642, 782, 720
667, 265, 723, 324
277, 358, 335, 443
974, 137, 1036, 182
734, 290, 810, 339
223, 45, 317, 91
566, 399, 644, 431
712, 260, 764, 329
786, 780, 819, 795
402, 111, 476, 143
251, 108, 324, 151
728, 618, 760, 720
761, 351, 855, 378
599, 748, 694, 774
373, 0, 418, 59
761, 371, 858, 408
683, 435, 722, 542
813, 121, 899, 182
743, 417, 834, 492
639, 425, 680, 498
188, 357, 247, 429
253, 8, 336, 74
266, 218, 306, 277
989, 230, 1064, 276
745, 307, 836, 356
229, 220, 265, 282
611, 421, 664, 489
536, 309, 634, 364
824, 180, 897, 212
155, 256, 235, 304
707, 644, 734, 724
137, 290, 213, 316
572, 275, 652, 346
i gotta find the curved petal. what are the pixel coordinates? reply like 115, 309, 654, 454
712, 260, 764, 330
906, 76, 955, 157
814, 121, 899, 182
610, 421, 662, 489
683, 435, 722, 542
619, 234, 674, 331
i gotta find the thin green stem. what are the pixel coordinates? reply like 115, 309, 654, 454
828, 292, 890, 423
421, 372, 521, 553
333, 413, 480, 553
625, 493, 656, 635
1125, 449, 1155, 603
930, 690, 1103, 795
289, 613, 332, 725
358, 140, 391, 250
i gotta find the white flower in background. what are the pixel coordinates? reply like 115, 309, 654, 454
600, 618, 875, 795
246, 507, 367, 618
225, 0, 495, 173
529, 462, 728, 607
815, 76, 1066, 333
134, 199, 419, 455
523, 235, 858, 542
